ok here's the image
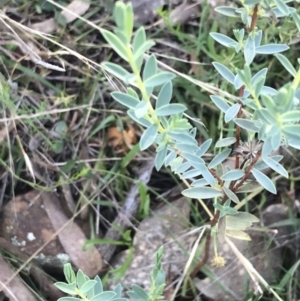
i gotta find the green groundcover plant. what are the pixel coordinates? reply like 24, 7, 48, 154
55, 0, 300, 300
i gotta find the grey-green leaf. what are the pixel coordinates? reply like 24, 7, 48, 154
214, 6, 239, 17
156, 81, 172, 109
210, 95, 230, 113
212, 62, 235, 84
140, 124, 158, 150
91, 291, 116, 301
251, 168, 276, 194
208, 148, 232, 169
111, 92, 139, 109
225, 103, 241, 123
216, 137, 236, 147
55, 282, 76, 295
210, 32, 239, 49
256, 44, 289, 54
133, 40, 155, 60
221, 169, 245, 181
143, 54, 157, 81
275, 54, 297, 77
223, 186, 240, 203
80, 280, 97, 294
156, 104, 186, 116
182, 187, 223, 199
234, 118, 260, 131
101, 29, 128, 61
101, 62, 131, 82
263, 157, 288, 178
244, 36, 256, 65
144, 72, 176, 88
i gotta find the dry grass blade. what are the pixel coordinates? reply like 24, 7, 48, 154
225, 237, 284, 301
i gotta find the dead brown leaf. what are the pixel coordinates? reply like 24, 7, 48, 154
42, 192, 102, 277
108, 125, 137, 154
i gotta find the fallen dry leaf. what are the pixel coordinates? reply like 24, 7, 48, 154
108, 125, 137, 154
0, 254, 37, 301
30, 0, 90, 33
0, 190, 102, 277
42, 192, 102, 277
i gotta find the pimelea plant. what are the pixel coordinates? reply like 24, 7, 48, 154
55, 0, 300, 300
55, 247, 166, 301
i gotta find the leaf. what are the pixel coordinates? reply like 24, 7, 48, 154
283, 125, 300, 140
101, 29, 128, 61
233, 212, 259, 223
281, 111, 300, 122
164, 150, 177, 167
236, 181, 261, 193
244, 35, 256, 65
143, 54, 157, 81
182, 187, 223, 199
93, 276, 103, 295
256, 44, 289, 54
155, 145, 167, 170
156, 81, 173, 109
251, 68, 268, 85
210, 32, 239, 49
133, 27, 146, 53
234, 118, 260, 131
225, 103, 241, 123
175, 143, 198, 152
133, 40, 155, 60
76, 269, 86, 289
55, 282, 77, 295
210, 95, 230, 113
181, 168, 203, 179
216, 137, 236, 147
90, 291, 116, 301
125, 3, 134, 40
113, 2, 126, 32
263, 157, 288, 178
132, 284, 149, 300
63, 263, 76, 284
191, 178, 208, 187
81, 280, 97, 294
135, 101, 149, 118
127, 109, 151, 127
275, 54, 297, 77
226, 229, 251, 241
168, 132, 197, 144
208, 148, 232, 169
144, 72, 176, 88
196, 138, 213, 156
223, 186, 240, 203
251, 168, 276, 194
101, 62, 131, 82
221, 169, 245, 181
111, 92, 139, 109
212, 62, 235, 84
155, 104, 186, 116
140, 124, 158, 150
181, 152, 204, 164
214, 6, 239, 17
274, 0, 290, 15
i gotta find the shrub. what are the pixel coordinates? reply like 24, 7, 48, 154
55, 0, 300, 300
